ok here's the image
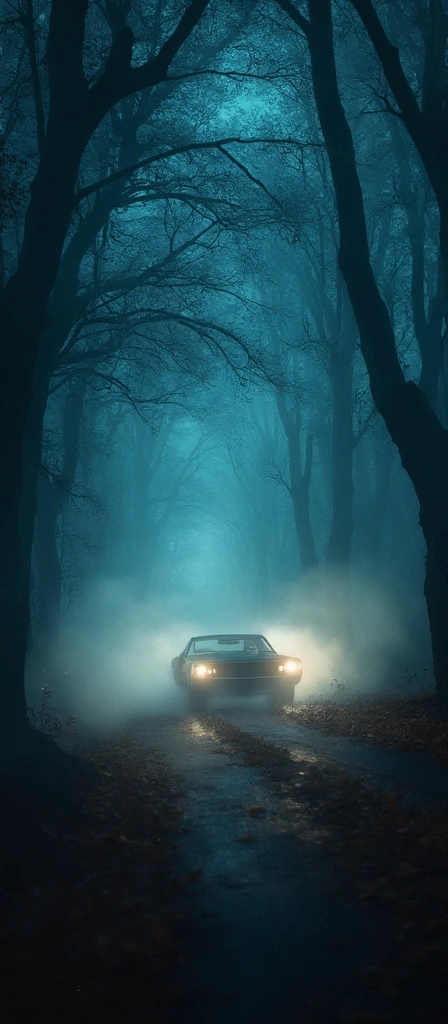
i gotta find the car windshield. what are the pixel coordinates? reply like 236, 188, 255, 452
189, 635, 274, 655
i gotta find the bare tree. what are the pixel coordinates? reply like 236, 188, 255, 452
274, 0, 448, 699
0, 0, 212, 750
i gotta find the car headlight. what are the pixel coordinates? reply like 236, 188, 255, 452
279, 659, 302, 674
192, 663, 216, 679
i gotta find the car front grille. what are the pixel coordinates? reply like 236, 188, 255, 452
213, 661, 278, 679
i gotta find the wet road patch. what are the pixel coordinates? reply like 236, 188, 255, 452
208, 713, 448, 1023
148, 716, 394, 1023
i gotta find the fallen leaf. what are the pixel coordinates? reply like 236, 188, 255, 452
247, 806, 266, 818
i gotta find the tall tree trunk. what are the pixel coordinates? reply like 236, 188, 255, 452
0, 357, 33, 746
0, 0, 210, 746
348, 0, 448, 308
291, 464, 318, 574
32, 377, 87, 660
33, 476, 62, 662
276, 393, 318, 574
300, 0, 448, 698
364, 427, 394, 560
132, 416, 175, 594
326, 323, 355, 643
387, 120, 445, 415
0, 64, 92, 744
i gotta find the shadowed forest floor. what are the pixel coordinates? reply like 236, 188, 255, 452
1, 733, 190, 1023
1, 704, 448, 1023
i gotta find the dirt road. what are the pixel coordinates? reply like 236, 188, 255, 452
143, 704, 448, 1023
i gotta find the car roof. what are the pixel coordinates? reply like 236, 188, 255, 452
190, 633, 266, 640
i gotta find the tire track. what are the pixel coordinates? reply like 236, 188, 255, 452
145, 714, 393, 1024
205, 713, 448, 1024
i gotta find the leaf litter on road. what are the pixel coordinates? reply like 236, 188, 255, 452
207, 714, 448, 1024
278, 693, 448, 763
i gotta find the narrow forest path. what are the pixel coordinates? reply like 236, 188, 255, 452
219, 706, 448, 807
5, 708, 447, 1023
144, 709, 448, 1023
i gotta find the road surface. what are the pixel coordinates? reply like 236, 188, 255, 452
141, 702, 447, 1023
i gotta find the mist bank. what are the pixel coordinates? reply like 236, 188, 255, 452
26, 566, 432, 728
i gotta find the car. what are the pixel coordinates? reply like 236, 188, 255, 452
171, 633, 302, 711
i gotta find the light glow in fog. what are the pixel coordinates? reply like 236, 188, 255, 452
42, 565, 426, 729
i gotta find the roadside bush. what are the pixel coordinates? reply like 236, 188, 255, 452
27, 685, 77, 749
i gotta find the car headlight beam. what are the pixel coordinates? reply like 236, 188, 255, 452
192, 663, 216, 679
280, 659, 302, 674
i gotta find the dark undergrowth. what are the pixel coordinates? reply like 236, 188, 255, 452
0, 726, 190, 1024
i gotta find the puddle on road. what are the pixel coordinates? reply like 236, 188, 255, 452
188, 719, 210, 738
289, 747, 319, 765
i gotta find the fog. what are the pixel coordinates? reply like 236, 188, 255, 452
3, 5, 448, 1023
28, 344, 433, 725
14, 0, 438, 725
27, 348, 433, 726
30, 552, 430, 728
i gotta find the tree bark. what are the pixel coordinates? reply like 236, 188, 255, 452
364, 427, 394, 560
303, 0, 448, 698
348, 0, 448, 309
0, 0, 210, 745
388, 118, 445, 413
33, 476, 62, 660
131, 416, 176, 594
326, 324, 355, 642
273, 0, 448, 696
276, 392, 319, 574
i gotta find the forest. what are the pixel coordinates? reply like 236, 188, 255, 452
1, 2, 448, 1023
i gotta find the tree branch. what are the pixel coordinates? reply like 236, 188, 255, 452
23, 0, 46, 156
348, 0, 434, 177
88, 0, 211, 122
274, 0, 310, 37
269, 461, 292, 494
74, 136, 309, 204
217, 145, 283, 210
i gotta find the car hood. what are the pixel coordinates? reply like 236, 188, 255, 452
186, 651, 290, 663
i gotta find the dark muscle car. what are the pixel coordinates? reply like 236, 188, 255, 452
172, 633, 302, 711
